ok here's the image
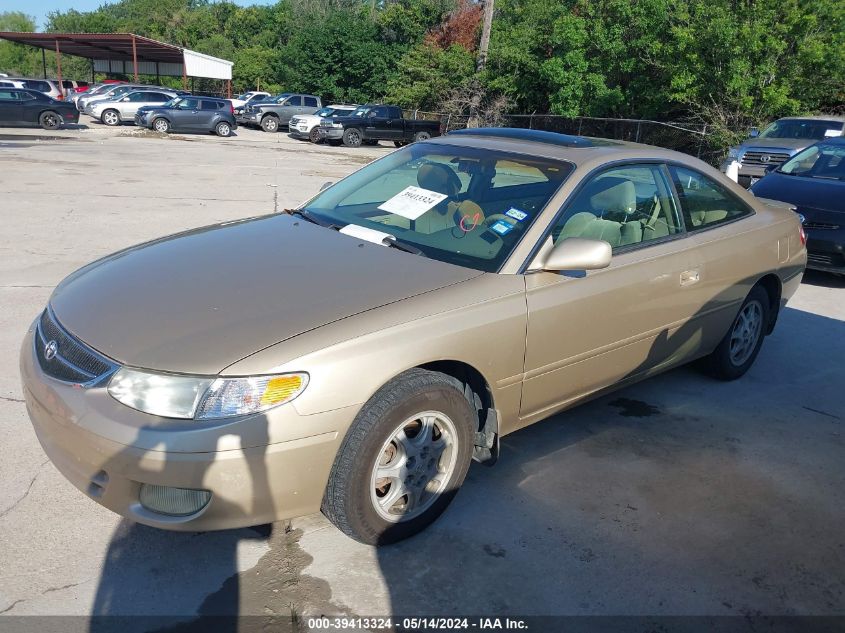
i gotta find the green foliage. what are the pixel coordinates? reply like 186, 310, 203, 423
385, 43, 475, 110
0, 12, 40, 76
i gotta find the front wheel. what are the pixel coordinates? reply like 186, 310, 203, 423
215, 121, 231, 137
322, 369, 475, 545
260, 115, 279, 133
702, 285, 769, 380
413, 131, 432, 142
152, 118, 170, 134
342, 127, 363, 147
309, 126, 322, 143
101, 109, 120, 126
39, 111, 61, 130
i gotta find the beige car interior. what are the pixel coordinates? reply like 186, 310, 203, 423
555, 173, 678, 248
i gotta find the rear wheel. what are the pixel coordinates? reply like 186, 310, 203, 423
152, 118, 170, 134
342, 127, 363, 147
322, 368, 475, 545
702, 285, 769, 380
394, 141, 408, 148
413, 131, 431, 142
39, 111, 61, 130
309, 126, 321, 143
260, 115, 279, 133
101, 109, 120, 126
215, 121, 232, 137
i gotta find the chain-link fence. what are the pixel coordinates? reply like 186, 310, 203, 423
405, 110, 734, 166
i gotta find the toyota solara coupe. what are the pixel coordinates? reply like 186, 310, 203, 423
21, 128, 806, 544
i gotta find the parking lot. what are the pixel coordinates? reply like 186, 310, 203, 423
1, 126, 843, 625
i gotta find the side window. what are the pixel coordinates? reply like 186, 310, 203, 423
17, 91, 36, 101
371, 106, 389, 118
303, 96, 318, 108
199, 100, 219, 110
179, 97, 200, 109
128, 92, 148, 102
149, 93, 170, 102
670, 166, 752, 230
284, 96, 302, 107
549, 164, 682, 249
0, 89, 16, 101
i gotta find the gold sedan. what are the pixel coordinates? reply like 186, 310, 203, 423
20, 128, 806, 544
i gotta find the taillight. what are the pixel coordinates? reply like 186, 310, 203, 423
799, 224, 806, 246
230, 103, 234, 115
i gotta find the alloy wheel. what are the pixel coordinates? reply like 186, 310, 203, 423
729, 300, 763, 366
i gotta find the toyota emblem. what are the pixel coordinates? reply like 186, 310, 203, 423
44, 339, 58, 360
760, 154, 772, 164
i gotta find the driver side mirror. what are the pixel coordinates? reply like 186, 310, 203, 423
748, 127, 760, 138
121, 97, 130, 102
537, 238, 612, 272
368, 111, 377, 118
320, 181, 333, 192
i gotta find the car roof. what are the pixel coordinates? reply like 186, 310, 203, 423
776, 115, 845, 122
432, 127, 709, 170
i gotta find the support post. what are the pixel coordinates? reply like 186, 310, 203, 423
182, 64, 187, 92
156, 62, 160, 85
42, 49, 47, 79
131, 34, 139, 82
54, 39, 63, 100
226, 79, 231, 98
90, 58, 95, 83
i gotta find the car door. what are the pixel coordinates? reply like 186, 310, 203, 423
667, 164, 759, 353
116, 91, 148, 118
364, 106, 395, 140
520, 162, 701, 423
0, 88, 22, 124
199, 100, 223, 129
277, 96, 301, 124
171, 97, 200, 130
302, 96, 319, 115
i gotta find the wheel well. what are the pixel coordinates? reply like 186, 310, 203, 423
262, 113, 278, 120
755, 274, 782, 334
418, 360, 493, 414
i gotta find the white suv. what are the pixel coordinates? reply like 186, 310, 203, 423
289, 104, 357, 143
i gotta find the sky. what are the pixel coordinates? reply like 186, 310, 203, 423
6, 0, 275, 30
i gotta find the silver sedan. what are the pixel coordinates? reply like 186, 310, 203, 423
89, 90, 179, 126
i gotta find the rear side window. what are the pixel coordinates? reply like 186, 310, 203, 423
304, 96, 318, 107
149, 93, 170, 102
61, 80, 74, 89
0, 89, 16, 101
0, 81, 13, 87
23, 80, 50, 92
200, 100, 223, 110
670, 166, 752, 230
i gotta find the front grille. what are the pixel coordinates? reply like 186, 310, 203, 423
807, 252, 843, 267
741, 150, 792, 167
35, 309, 118, 386
803, 221, 840, 230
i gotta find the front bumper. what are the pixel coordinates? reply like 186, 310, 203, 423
238, 112, 260, 126
288, 124, 313, 138
318, 127, 344, 140
805, 231, 845, 274
20, 324, 354, 531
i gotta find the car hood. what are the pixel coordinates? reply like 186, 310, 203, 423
751, 172, 845, 215
49, 214, 482, 375
739, 138, 815, 152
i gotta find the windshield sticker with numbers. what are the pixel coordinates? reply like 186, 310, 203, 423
378, 186, 448, 220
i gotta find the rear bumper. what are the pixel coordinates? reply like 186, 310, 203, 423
20, 325, 353, 531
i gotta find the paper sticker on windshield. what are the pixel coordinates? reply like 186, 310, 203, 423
378, 186, 448, 220
824, 129, 841, 137
505, 208, 528, 221
490, 220, 515, 236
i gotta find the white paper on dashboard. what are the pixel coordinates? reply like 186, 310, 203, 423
378, 186, 448, 220
824, 129, 841, 138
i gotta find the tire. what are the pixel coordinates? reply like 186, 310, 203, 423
39, 111, 61, 130
101, 109, 120, 126
413, 131, 432, 142
322, 368, 475, 545
342, 127, 363, 147
394, 141, 407, 148
260, 115, 279, 133
215, 121, 231, 137
309, 126, 321, 143
152, 118, 170, 134
702, 285, 769, 381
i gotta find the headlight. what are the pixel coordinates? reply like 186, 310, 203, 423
727, 147, 741, 160
332, 122, 343, 128
108, 368, 308, 419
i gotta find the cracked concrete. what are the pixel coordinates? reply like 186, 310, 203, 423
0, 125, 843, 623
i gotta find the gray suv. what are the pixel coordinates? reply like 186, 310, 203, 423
722, 116, 845, 188
239, 93, 321, 132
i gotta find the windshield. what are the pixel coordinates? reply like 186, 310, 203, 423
300, 143, 573, 272
350, 106, 371, 118
271, 93, 291, 103
779, 143, 845, 180
759, 119, 843, 140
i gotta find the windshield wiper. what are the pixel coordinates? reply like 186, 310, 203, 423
283, 208, 340, 230
386, 237, 423, 255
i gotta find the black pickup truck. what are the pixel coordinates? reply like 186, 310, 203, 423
318, 104, 441, 147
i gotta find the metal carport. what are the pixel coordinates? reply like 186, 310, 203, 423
0, 32, 233, 96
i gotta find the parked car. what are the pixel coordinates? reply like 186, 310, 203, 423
722, 116, 845, 188
319, 104, 441, 147
135, 95, 236, 136
5, 78, 64, 100
230, 91, 270, 110
60, 79, 89, 95
750, 137, 845, 276
239, 92, 321, 132
89, 89, 180, 126
78, 84, 162, 113
0, 78, 26, 89
20, 128, 805, 544
0, 87, 79, 129
289, 104, 357, 143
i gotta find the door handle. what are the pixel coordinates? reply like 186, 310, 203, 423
680, 270, 700, 286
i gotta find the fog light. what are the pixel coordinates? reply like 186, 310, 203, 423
139, 484, 211, 516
